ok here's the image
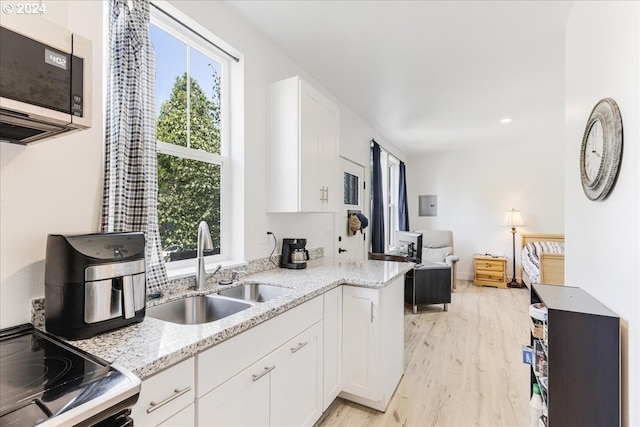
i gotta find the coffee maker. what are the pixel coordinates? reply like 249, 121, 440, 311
280, 238, 309, 269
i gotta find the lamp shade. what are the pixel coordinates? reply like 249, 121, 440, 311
503, 208, 525, 227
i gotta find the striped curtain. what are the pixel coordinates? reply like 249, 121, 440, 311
102, 0, 167, 292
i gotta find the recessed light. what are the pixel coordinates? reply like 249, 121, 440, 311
500, 117, 512, 124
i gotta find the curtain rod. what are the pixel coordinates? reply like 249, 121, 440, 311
150, 3, 240, 63
371, 138, 401, 163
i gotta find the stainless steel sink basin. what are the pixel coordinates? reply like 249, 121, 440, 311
147, 295, 253, 325
216, 283, 292, 303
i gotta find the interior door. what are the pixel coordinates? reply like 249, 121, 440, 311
336, 157, 365, 259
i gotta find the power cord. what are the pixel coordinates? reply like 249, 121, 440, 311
267, 231, 278, 268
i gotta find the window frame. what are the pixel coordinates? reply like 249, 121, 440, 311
386, 155, 400, 249
150, 1, 240, 274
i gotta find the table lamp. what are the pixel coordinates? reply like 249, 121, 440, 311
503, 208, 525, 288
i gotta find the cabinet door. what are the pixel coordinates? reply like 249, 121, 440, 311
323, 286, 343, 410
299, 80, 322, 212
131, 357, 194, 427
271, 321, 323, 427
318, 100, 339, 212
197, 356, 273, 427
157, 404, 194, 427
341, 286, 380, 401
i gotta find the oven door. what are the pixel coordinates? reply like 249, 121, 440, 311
86, 408, 134, 427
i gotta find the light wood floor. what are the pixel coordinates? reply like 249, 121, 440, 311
317, 281, 531, 427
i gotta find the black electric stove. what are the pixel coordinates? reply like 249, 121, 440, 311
0, 324, 140, 426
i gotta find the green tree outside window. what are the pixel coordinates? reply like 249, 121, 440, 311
156, 72, 222, 261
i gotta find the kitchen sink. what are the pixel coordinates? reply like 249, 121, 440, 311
216, 283, 292, 303
147, 295, 253, 325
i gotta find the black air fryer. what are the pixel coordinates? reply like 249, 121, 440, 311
45, 232, 146, 340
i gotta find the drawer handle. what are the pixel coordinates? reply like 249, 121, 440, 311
147, 386, 191, 414
370, 301, 374, 323
290, 341, 308, 353
252, 365, 276, 382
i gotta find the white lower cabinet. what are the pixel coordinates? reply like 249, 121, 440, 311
322, 286, 342, 410
270, 321, 323, 426
198, 321, 323, 427
197, 355, 272, 427
131, 357, 195, 426
197, 296, 324, 427
341, 277, 404, 411
158, 404, 195, 427
132, 279, 402, 426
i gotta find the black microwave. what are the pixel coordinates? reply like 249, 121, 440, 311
0, 15, 92, 145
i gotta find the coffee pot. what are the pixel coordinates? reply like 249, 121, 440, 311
280, 238, 308, 269
291, 248, 309, 263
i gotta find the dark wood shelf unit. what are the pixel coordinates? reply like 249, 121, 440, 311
531, 284, 620, 427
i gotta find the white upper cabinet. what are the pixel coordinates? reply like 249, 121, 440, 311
267, 76, 340, 213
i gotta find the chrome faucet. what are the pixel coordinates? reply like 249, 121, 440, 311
196, 221, 220, 290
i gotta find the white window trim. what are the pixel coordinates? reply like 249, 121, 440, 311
150, 1, 244, 278
387, 155, 400, 249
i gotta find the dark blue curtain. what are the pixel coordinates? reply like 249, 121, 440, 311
371, 141, 385, 253
399, 161, 409, 231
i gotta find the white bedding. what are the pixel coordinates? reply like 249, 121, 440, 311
521, 241, 565, 284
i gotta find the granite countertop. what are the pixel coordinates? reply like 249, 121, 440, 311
65, 257, 413, 379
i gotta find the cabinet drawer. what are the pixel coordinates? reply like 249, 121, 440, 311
197, 296, 323, 397
157, 404, 194, 427
476, 261, 504, 272
132, 357, 195, 427
475, 272, 504, 282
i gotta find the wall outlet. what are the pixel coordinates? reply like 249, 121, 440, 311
261, 231, 273, 245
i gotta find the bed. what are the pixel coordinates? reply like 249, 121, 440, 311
520, 233, 565, 287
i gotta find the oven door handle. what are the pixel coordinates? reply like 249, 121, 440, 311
146, 386, 191, 413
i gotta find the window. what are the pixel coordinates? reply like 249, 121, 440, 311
150, 6, 235, 265
386, 155, 400, 248
343, 171, 360, 206
375, 147, 401, 251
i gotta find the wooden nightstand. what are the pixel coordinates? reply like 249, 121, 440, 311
473, 255, 507, 288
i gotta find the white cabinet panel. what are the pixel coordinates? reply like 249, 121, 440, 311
341, 285, 380, 401
157, 404, 194, 427
340, 277, 404, 411
266, 76, 340, 213
132, 357, 195, 427
197, 296, 322, 397
199, 321, 323, 427
271, 321, 323, 427
197, 356, 273, 427
323, 286, 343, 410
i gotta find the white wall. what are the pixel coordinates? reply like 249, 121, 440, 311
167, 1, 405, 260
565, 2, 639, 426
0, 0, 404, 328
0, 1, 105, 328
406, 139, 565, 281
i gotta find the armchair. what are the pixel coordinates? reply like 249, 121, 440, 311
414, 229, 459, 290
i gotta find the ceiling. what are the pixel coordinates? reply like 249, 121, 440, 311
226, 1, 574, 155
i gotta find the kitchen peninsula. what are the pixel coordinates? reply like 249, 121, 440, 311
33, 257, 412, 426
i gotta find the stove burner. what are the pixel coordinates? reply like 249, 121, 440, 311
0, 356, 72, 398
0, 324, 140, 427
